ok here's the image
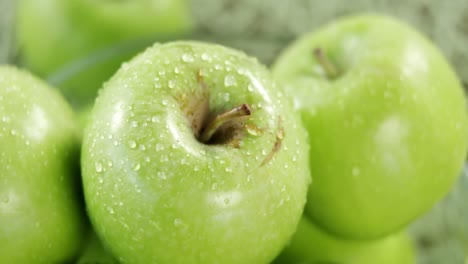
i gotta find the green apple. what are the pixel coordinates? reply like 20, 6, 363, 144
273, 217, 415, 264
0, 66, 87, 262
82, 41, 311, 263
272, 14, 468, 239
67, 0, 193, 40
17, 0, 193, 108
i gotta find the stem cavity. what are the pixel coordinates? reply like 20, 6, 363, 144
313, 48, 339, 79
199, 104, 252, 143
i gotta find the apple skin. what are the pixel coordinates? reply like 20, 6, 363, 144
0, 66, 87, 262
272, 14, 468, 239
81, 41, 311, 263
17, 0, 192, 108
273, 217, 415, 264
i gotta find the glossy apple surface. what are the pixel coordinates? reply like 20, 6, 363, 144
273, 217, 415, 264
82, 41, 310, 263
272, 14, 468, 239
0, 66, 87, 262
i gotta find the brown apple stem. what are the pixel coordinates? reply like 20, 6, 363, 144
199, 104, 252, 143
313, 48, 339, 79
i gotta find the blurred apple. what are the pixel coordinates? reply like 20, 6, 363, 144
17, 0, 193, 108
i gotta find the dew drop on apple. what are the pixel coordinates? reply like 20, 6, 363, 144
211, 182, 218, 190
156, 143, 164, 151
132, 162, 141, 171
168, 80, 176, 89
160, 155, 168, 162
181, 53, 194, 63
131, 121, 138, 128
157, 171, 167, 180
161, 99, 168, 106
201, 53, 212, 62
128, 140, 137, 149
224, 75, 236, 87
95, 162, 103, 173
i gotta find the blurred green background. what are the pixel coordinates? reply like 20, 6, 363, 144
1, 0, 467, 263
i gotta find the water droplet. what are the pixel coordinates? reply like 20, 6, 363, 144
161, 99, 168, 106
245, 125, 262, 136
107, 206, 115, 214
98, 177, 104, 183
131, 121, 139, 127
1, 116, 10, 123
224, 198, 230, 205
160, 155, 168, 162
128, 140, 137, 149
174, 67, 181, 74
181, 53, 194, 63
139, 144, 146, 151
157, 171, 167, 180
95, 162, 103, 173
224, 75, 236, 87
225, 167, 233, 173
132, 163, 141, 171
168, 80, 176, 89
201, 53, 212, 62
156, 143, 164, 151
211, 183, 218, 190
237, 68, 246, 75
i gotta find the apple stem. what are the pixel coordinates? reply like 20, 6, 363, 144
313, 48, 339, 79
199, 104, 252, 143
